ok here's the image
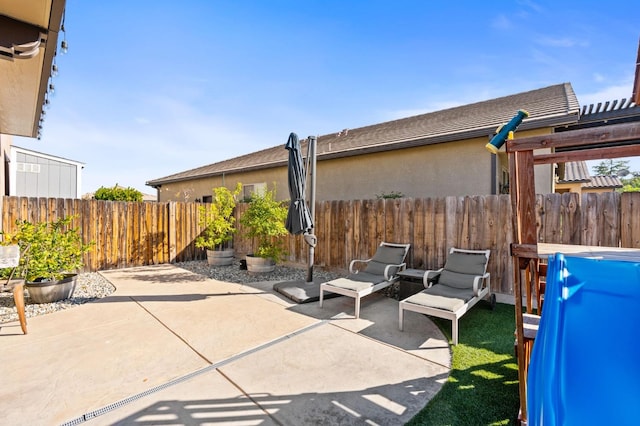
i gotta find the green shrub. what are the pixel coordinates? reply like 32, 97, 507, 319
1, 216, 92, 282
94, 184, 143, 201
240, 188, 288, 261
195, 184, 242, 250
376, 190, 404, 199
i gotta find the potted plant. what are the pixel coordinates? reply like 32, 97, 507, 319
239, 187, 289, 273
195, 183, 242, 266
0, 215, 92, 304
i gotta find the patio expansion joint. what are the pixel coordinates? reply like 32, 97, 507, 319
132, 295, 214, 364
60, 319, 330, 426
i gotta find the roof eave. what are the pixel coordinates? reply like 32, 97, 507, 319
146, 112, 579, 187
146, 160, 290, 187
317, 113, 580, 160
0, 0, 66, 138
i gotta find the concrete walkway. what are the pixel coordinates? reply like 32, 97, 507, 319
0, 264, 451, 425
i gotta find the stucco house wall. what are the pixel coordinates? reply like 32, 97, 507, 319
555, 182, 583, 193
158, 129, 555, 203
582, 187, 617, 194
158, 167, 287, 202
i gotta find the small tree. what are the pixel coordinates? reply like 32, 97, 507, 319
621, 175, 640, 192
592, 160, 640, 192
240, 187, 288, 261
592, 160, 630, 176
94, 184, 143, 202
195, 183, 242, 250
0, 216, 92, 282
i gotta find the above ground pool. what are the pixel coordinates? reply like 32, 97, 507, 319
527, 253, 640, 425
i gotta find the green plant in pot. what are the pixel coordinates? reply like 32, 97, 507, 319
239, 187, 288, 273
195, 183, 242, 266
0, 215, 92, 304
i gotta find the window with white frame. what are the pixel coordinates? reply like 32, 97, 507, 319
242, 182, 266, 201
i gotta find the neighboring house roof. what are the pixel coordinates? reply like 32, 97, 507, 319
147, 83, 580, 187
558, 161, 591, 183
557, 161, 623, 189
584, 175, 623, 189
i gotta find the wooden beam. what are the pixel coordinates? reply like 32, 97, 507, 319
633, 36, 640, 104
509, 149, 538, 423
533, 144, 640, 165
511, 243, 540, 259
506, 122, 640, 152
513, 151, 538, 247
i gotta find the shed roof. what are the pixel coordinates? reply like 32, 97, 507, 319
147, 83, 579, 187
12, 144, 85, 167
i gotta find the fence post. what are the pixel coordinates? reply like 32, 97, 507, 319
168, 202, 177, 262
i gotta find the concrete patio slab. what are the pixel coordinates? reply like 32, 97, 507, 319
1, 264, 452, 425
287, 293, 452, 368
219, 322, 449, 425
0, 293, 209, 425
101, 266, 321, 364
83, 368, 279, 426
100, 265, 257, 296
134, 289, 320, 364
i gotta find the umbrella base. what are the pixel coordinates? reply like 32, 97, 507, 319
273, 278, 341, 304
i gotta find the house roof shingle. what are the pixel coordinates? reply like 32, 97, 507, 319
558, 161, 624, 189
147, 83, 580, 187
583, 175, 623, 189
559, 161, 591, 183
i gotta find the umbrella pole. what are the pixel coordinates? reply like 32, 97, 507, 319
306, 136, 317, 283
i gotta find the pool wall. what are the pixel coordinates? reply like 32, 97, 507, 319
527, 254, 640, 425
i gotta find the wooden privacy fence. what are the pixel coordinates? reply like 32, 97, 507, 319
3, 192, 640, 296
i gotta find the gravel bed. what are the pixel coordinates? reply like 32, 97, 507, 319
176, 259, 340, 284
0, 272, 116, 324
0, 260, 341, 324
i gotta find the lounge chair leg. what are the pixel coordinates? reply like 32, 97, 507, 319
399, 305, 404, 331
13, 282, 27, 334
319, 286, 324, 308
355, 297, 360, 319
452, 319, 458, 345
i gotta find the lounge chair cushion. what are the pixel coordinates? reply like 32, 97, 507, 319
439, 251, 487, 289
324, 269, 389, 292
364, 245, 407, 276
406, 284, 475, 312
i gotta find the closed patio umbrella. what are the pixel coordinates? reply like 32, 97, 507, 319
285, 132, 313, 236
273, 133, 324, 301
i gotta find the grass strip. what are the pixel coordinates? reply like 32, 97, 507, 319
407, 302, 520, 425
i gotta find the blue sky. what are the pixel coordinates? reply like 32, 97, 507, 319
15, 0, 640, 195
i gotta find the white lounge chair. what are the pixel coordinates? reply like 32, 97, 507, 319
399, 247, 493, 345
319, 242, 410, 318
1, 244, 28, 334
